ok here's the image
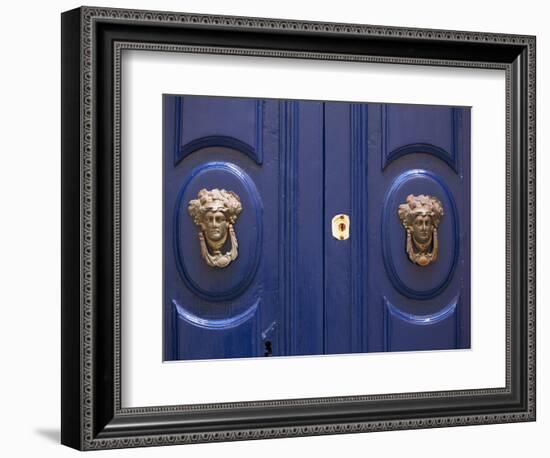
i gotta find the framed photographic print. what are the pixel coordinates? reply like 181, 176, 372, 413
162, 94, 471, 361
61, 6, 536, 450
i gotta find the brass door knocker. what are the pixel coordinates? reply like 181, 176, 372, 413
397, 194, 444, 267
188, 188, 242, 268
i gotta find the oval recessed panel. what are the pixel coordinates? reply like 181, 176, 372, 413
382, 169, 458, 300
174, 161, 262, 301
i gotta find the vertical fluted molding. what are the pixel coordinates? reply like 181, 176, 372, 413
279, 101, 299, 355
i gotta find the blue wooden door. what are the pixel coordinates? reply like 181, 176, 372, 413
163, 95, 325, 360
164, 95, 470, 360
324, 102, 470, 353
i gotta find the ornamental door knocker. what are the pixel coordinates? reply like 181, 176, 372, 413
397, 194, 444, 267
188, 188, 242, 268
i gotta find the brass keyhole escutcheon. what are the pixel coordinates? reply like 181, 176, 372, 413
332, 214, 350, 240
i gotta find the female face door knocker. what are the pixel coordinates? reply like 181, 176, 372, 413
398, 194, 444, 267
188, 188, 242, 268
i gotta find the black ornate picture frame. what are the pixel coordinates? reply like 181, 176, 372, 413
61, 6, 536, 450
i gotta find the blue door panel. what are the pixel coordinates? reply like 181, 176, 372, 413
171, 298, 261, 359
175, 96, 263, 165
382, 105, 459, 171
366, 103, 470, 352
164, 96, 280, 360
283, 101, 325, 356
323, 103, 368, 354
163, 95, 471, 360
164, 96, 327, 360
383, 296, 460, 352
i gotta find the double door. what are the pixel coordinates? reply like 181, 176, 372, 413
163, 95, 470, 361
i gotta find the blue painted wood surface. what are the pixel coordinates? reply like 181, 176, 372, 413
163, 95, 471, 361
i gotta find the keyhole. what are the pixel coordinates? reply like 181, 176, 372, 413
264, 340, 273, 357
331, 214, 349, 240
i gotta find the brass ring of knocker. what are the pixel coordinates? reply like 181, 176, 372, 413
188, 188, 243, 268
397, 194, 444, 267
